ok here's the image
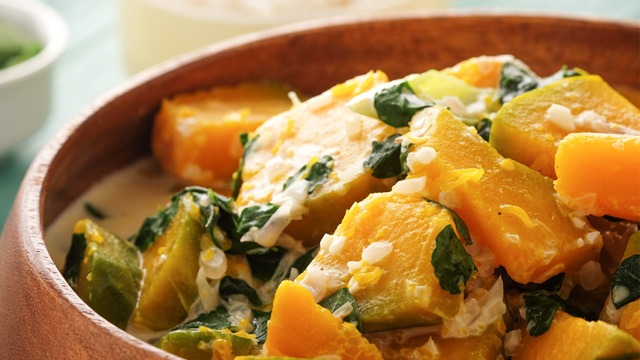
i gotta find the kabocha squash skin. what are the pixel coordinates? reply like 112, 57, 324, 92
130, 195, 204, 332
406, 106, 602, 284
236, 71, 398, 247
69, 219, 142, 330
299, 192, 465, 332
151, 82, 293, 188
512, 311, 640, 360
155, 327, 257, 360
490, 75, 640, 178
264, 280, 383, 360
555, 133, 640, 222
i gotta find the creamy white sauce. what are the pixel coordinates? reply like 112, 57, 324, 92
45, 157, 182, 269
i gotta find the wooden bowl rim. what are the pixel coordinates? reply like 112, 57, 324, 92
8, 12, 639, 356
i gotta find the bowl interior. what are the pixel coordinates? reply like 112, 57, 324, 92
15, 13, 639, 357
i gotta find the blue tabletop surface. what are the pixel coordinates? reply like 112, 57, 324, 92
0, 0, 638, 230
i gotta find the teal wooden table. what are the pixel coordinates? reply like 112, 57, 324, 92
0, 0, 638, 230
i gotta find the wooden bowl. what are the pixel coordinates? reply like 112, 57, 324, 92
1, 13, 638, 359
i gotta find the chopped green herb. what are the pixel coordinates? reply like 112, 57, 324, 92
283, 155, 334, 195
62, 233, 87, 289
363, 134, 403, 178
83, 202, 106, 220
426, 199, 472, 245
373, 81, 434, 127
475, 118, 492, 142
174, 306, 235, 331
611, 253, 640, 309
232, 133, 260, 199
247, 246, 288, 282
319, 288, 362, 331
252, 310, 271, 344
523, 290, 587, 336
431, 224, 476, 295
219, 276, 263, 306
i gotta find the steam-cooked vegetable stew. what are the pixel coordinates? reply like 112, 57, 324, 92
48, 55, 640, 360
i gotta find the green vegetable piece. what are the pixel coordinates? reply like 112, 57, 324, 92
156, 327, 256, 360
0, 20, 42, 70
232, 133, 260, 199
283, 155, 334, 195
62, 219, 142, 330
363, 133, 403, 178
219, 276, 263, 306
407, 69, 480, 104
131, 192, 205, 331
83, 202, 106, 220
611, 254, 640, 309
247, 247, 288, 282
475, 118, 492, 142
174, 306, 234, 332
252, 310, 271, 344
319, 288, 362, 331
498, 62, 540, 104
425, 199, 472, 245
523, 290, 587, 337
431, 224, 476, 295
291, 246, 319, 274
374, 81, 433, 127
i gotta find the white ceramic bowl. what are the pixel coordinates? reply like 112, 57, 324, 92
0, 0, 67, 156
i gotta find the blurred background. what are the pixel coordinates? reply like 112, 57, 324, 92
0, 0, 638, 230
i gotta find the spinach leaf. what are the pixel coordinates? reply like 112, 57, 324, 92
291, 246, 319, 274
232, 133, 259, 199
498, 62, 539, 104
219, 276, 263, 306
431, 225, 476, 295
62, 233, 87, 288
523, 290, 586, 336
363, 134, 403, 178
252, 310, 271, 344
399, 142, 413, 179
475, 118, 492, 142
373, 81, 434, 127
319, 288, 362, 331
283, 155, 334, 195
611, 254, 640, 309
233, 204, 280, 240
84, 202, 106, 220
247, 246, 288, 282
426, 199, 472, 245
174, 306, 235, 331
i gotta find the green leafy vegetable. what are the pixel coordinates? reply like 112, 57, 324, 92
319, 288, 362, 331
291, 246, 319, 274
62, 233, 87, 288
523, 290, 586, 336
219, 276, 263, 306
283, 155, 334, 195
174, 306, 235, 331
431, 225, 476, 294
363, 134, 403, 178
611, 254, 640, 309
233, 204, 280, 240
475, 118, 492, 142
247, 247, 288, 282
399, 142, 413, 179
252, 310, 271, 344
498, 62, 539, 104
373, 81, 434, 127
232, 133, 260, 199
84, 202, 106, 220
426, 199, 472, 245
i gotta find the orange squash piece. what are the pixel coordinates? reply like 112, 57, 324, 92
298, 191, 464, 332
442, 55, 511, 88
151, 82, 293, 187
263, 280, 383, 360
406, 106, 601, 284
236, 71, 397, 246
512, 311, 640, 359
490, 75, 640, 178
555, 133, 640, 222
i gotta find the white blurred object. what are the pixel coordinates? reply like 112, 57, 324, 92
0, 0, 67, 156
119, 0, 449, 74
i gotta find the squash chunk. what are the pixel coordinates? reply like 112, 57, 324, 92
490, 75, 640, 178
442, 55, 512, 88
512, 311, 640, 359
298, 192, 464, 332
236, 71, 397, 246
263, 280, 383, 360
156, 327, 256, 360
151, 82, 293, 187
406, 106, 601, 284
555, 133, 640, 222
130, 195, 204, 332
